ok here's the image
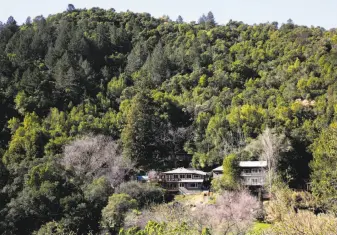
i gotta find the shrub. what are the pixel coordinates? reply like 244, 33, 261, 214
120, 221, 202, 235
101, 194, 137, 233
270, 210, 337, 235
264, 186, 293, 223
195, 190, 260, 235
115, 181, 165, 208
124, 190, 259, 235
264, 186, 318, 223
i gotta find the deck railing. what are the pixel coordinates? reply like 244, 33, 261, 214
159, 177, 203, 182
240, 172, 265, 177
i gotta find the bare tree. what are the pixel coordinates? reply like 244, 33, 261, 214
125, 190, 259, 235
195, 190, 260, 235
221, 127, 246, 156
246, 128, 291, 193
61, 135, 134, 188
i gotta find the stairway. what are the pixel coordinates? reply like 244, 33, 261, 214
178, 187, 194, 195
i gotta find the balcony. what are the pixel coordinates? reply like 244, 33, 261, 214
240, 172, 265, 177
241, 176, 265, 186
242, 181, 264, 186
160, 178, 182, 182
160, 177, 203, 182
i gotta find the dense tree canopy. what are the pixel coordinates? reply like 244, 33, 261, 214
311, 124, 337, 212
0, 6, 337, 234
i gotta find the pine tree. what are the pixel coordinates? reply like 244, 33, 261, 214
147, 42, 169, 85
198, 14, 207, 24
206, 11, 216, 28
176, 15, 184, 23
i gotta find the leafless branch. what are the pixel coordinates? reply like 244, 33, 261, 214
61, 134, 134, 188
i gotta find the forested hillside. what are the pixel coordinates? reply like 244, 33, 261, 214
1, 6, 337, 234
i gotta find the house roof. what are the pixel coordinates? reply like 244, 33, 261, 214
239, 161, 267, 168
163, 168, 207, 175
213, 166, 223, 172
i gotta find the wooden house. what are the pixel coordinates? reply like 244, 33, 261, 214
239, 161, 267, 187
212, 161, 268, 187
159, 167, 208, 194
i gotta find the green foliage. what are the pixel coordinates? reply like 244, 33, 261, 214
116, 181, 165, 208
1, 158, 92, 234
84, 177, 112, 204
1, 6, 337, 233
101, 193, 137, 233
270, 211, 337, 235
108, 76, 127, 98
247, 222, 271, 235
120, 221, 202, 235
33, 221, 75, 235
121, 92, 161, 169
264, 185, 317, 223
311, 124, 337, 212
3, 112, 48, 165
212, 153, 239, 191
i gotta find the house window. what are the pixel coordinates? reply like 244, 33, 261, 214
189, 183, 197, 188
252, 169, 258, 174
193, 175, 201, 179
179, 183, 185, 187
252, 179, 258, 184
180, 174, 185, 179
244, 169, 250, 174
174, 174, 178, 179
187, 174, 192, 179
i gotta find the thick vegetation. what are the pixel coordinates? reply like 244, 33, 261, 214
1, 5, 337, 234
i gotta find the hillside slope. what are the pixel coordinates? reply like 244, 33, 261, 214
1, 7, 337, 234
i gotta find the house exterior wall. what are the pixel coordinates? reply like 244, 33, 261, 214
159, 173, 205, 191
162, 182, 203, 190
160, 173, 204, 181
240, 167, 266, 186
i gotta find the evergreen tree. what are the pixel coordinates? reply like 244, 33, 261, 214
311, 125, 337, 212
146, 42, 169, 85
121, 92, 163, 169
25, 17, 32, 25
206, 11, 216, 28
1, 6, 337, 233
198, 14, 207, 24
176, 15, 184, 23
125, 42, 148, 75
